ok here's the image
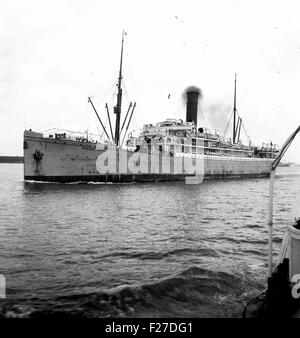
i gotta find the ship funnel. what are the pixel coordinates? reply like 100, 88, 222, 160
185, 86, 201, 127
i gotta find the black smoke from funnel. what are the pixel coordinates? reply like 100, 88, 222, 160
184, 86, 202, 97
183, 86, 202, 126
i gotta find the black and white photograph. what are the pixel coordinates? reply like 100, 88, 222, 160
1, 0, 300, 327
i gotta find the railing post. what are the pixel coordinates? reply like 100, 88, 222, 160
268, 169, 276, 277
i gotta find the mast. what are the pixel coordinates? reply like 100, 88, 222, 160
114, 30, 125, 147
233, 73, 237, 144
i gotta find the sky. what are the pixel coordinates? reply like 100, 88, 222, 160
1, 0, 300, 162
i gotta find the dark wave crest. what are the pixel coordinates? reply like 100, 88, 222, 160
99, 248, 219, 260
0, 266, 258, 318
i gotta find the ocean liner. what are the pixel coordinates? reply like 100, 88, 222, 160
23, 32, 279, 183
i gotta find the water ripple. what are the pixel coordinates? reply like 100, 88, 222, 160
0, 164, 299, 317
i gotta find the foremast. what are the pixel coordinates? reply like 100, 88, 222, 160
114, 30, 125, 147
88, 31, 135, 148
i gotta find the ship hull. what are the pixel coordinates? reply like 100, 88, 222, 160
24, 131, 272, 183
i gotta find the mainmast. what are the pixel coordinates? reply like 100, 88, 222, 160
233, 73, 237, 144
114, 30, 125, 147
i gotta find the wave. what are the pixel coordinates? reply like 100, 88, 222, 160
217, 236, 268, 245
99, 248, 219, 260
0, 266, 256, 318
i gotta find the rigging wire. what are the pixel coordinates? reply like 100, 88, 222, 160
236, 109, 251, 144
241, 122, 251, 144
223, 108, 251, 145
120, 78, 138, 139
121, 79, 129, 100
89, 74, 118, 101
223, 109, 234, 138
